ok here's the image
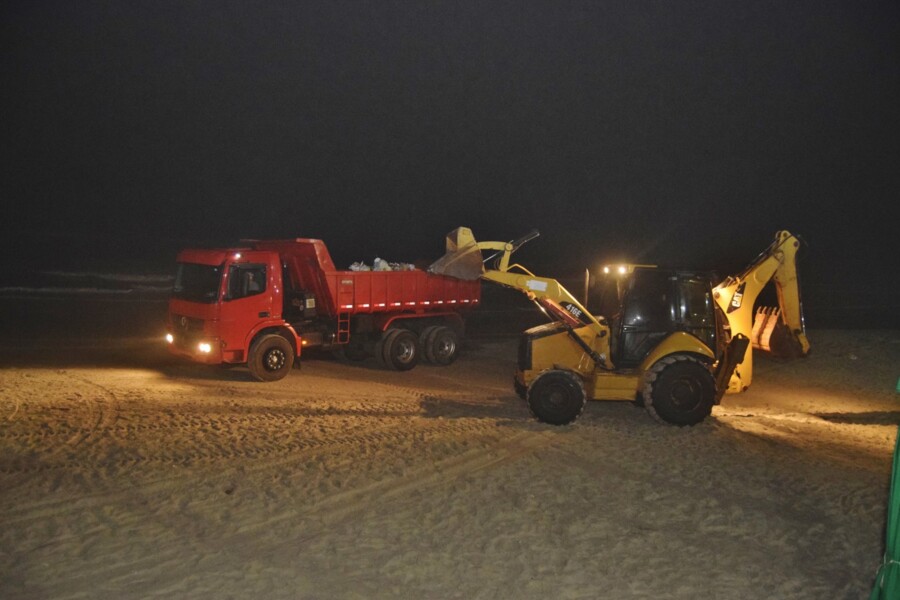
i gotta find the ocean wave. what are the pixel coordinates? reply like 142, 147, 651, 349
0, 286, 138, 295
41, 271, 173, 283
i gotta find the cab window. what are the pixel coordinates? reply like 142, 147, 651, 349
227, 264, 266, 300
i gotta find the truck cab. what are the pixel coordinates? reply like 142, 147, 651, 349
167, 248, 298, 369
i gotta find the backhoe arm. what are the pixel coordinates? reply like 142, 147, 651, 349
712, 230, 810, 392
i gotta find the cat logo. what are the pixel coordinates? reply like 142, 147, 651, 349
727, 282, 746, 313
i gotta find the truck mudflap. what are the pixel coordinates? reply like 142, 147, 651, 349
714, 334, 750, 402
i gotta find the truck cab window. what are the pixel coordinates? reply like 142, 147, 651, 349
172, 263, 222, 303
227, 264, 266, 300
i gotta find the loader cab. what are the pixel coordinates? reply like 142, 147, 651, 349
593, 267, 722, 368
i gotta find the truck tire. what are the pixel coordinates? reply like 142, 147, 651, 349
425, 326, 459, 365
248, 334, 294, 382
527, 369, 586, 425
418, 326, 439, 363
642, 355, 715, 426
374, 330, 394, 368
381, 329, 419, 371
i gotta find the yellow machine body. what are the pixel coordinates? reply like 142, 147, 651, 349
431, 226, 809, 425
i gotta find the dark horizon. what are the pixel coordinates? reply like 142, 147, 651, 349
2, 1, 898, 327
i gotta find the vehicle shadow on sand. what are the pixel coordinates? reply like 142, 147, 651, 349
419, 394, 531, 422
418, 394, 661, 430
816, 411, 900, 425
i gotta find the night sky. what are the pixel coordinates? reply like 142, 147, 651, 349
2, 2, 898, 325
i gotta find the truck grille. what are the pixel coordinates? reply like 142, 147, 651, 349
171, 314, 205, 347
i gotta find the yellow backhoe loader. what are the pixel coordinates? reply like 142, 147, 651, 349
430, 228, 809, 426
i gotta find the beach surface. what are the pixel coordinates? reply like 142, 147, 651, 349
1, 296, 897, 599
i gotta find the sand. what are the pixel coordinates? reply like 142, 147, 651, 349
1, 324, 898, 599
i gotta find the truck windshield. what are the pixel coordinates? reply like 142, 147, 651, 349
172, 263, 223, 303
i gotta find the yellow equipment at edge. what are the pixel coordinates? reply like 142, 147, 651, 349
430, 227, 810, 426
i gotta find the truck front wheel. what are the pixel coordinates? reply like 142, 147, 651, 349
527, 370, 586, 425
642, 355, 715, 426
248, 334, 294, 382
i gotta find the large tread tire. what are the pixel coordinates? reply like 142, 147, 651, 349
526, 369, 587, 426
642, 355, 715, 426
418, 326, 440, 363
382, 329, 419, 371
426, 326, 460, 366
374, 329, 398, 368
248, 334, 294, 382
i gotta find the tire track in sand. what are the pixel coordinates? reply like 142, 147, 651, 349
0, 370, 119, 489
0, 396, 505, 526
220, 427, 558, 548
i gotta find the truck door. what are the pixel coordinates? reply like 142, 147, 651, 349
219, 257, 274, 355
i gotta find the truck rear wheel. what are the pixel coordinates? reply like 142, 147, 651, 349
418, 326, 439, 362
381, 329, 419, 371
374, 330, 394, 368
642, 355, 715, 426
425, 326, 459, 365
527, 370, 586, 425
248, 334, 294, 382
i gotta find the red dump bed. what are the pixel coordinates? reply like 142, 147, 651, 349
251, 238, 480, 318
323, 269, 479, 315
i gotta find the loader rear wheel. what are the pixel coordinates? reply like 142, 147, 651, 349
425, 326, 459, 365
642, 355, 715, 426
248, 334, 294, 382
381, 329, 419, 371
527, 370, 586, 426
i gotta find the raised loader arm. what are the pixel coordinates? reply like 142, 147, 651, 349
430, 227, 613, 369
712, 230, 810, 393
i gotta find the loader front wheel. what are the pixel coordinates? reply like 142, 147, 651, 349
642, 355, 715, 426
527, 370, 586, 426
248, 335, 294, 382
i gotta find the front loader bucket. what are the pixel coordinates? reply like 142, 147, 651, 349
752, 306, 807, 359
428, 227, 485, 281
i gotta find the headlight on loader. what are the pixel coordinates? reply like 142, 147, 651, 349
198, 341, 212, 354
165, 333, 174, 344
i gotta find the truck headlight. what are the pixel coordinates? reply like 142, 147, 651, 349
165, 333, 174, 344
198, 342, 212, 353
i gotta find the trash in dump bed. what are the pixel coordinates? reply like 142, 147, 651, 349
349, 258, 416, 272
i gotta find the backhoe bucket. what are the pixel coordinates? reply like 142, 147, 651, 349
428, 227, 485, 281
752, 306, 806, 359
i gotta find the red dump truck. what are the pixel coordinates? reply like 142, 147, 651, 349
165, 238, 481, 381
